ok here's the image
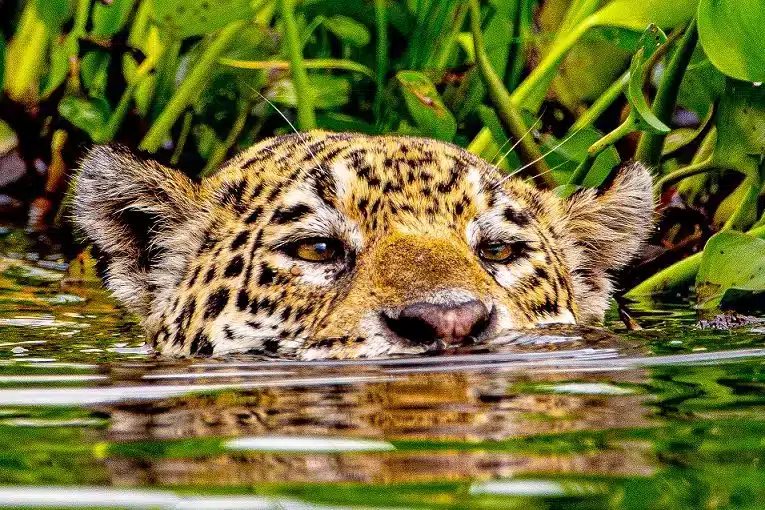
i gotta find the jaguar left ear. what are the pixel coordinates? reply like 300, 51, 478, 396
562, 162, 655, 321
72, 145, 201, 315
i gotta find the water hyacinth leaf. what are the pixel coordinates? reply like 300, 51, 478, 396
714, 82, 765, 167
92, 0, 137, 38
151, 0, 255, 38
627, 25, 670, 134
675, 52, 726, 119
697, 0, 765, 82
590, 0, 697, 31
58, 97, 110, 138
35, 0, 74, 30
396, 70, 457, 141
322, 16, 371, 47
696, 231, 765, 310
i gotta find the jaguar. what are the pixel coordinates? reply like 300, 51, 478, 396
73, 131, 653, 358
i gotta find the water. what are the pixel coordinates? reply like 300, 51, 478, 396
2, 231, 765, 508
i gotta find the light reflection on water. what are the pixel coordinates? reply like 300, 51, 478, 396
1, 252, 765, 508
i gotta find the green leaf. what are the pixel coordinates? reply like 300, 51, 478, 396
316, 112, 377, 134
322, 16, 371, 47
92, 0, 137, 38
714, 81, 765, 168
696, 231, 765, 310
151, 0, 255, 38
627, 25, 671, 134
591, 0, 697, 30
58, 97, 110, 139
697, 0, 765, 82
676, 51, 726, 119
396, 70, 456, 141
80, 51, 111, 100
35, 0, 74, 30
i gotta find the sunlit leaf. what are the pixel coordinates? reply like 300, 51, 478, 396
591, 0, 697, 31
696, 231, 765, 310
697, 0, 765, 82
396, 70, 456, 141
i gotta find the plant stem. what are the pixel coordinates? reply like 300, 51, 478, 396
374, 0, 388, 123
467, 127, 493, 157
202, 100, 253, 176
220, 58, 375, 80
571, 70, 629, 131
95, 50, 159, 143
139, 20, 246, 153
635, 19, 698, 165
279, 0, 316, 130
469, 0, 555, 188
654, 157, 714, 192
433, 3, 468, 69
587, 115, 636, 155
505, 0, 532, 91
624, 224, 765, 298
567, 153, 595, 187
170, 111, 193, 166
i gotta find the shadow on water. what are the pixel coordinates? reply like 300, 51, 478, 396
1, 230, 765, 508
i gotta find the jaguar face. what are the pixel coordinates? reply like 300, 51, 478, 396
73, 132, 653, 358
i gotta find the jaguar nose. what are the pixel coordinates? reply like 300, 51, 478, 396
383, 300, 490, 345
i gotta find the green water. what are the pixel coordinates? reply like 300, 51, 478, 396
1, 230, 765, 509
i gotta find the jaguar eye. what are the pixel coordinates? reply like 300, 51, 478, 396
478, 242, 519, 264
292, 238, 345, 263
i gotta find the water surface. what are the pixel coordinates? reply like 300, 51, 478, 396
1, 230, 765, 508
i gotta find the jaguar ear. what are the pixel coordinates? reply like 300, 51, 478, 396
563, 162, 655, 322
72, 145, 201, 315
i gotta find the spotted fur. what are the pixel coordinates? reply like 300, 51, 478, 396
73, 132, 653, 359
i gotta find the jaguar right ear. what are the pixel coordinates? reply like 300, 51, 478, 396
72, 145, 202, 315
561, 162, 655, 322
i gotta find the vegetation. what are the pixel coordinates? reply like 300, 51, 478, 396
1, 0, 764, 314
